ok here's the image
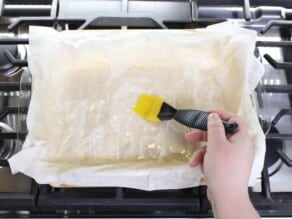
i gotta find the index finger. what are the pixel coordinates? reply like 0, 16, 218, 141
210, 109, 245, 129
209, 109, 235, 121
209, 109, 248, 143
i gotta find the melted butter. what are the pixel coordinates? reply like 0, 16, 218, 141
184, 152, 191, 159
89, 104, 95, 111
147, 143, 156, 149
138, 155, 145, 160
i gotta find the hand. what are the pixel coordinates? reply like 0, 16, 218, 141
185, 110, 259, 219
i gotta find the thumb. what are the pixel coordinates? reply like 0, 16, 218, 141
207, 113, 226, 146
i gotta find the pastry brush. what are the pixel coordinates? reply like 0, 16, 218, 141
133, 93, 238, 134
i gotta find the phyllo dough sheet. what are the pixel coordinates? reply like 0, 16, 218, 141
9, 22, 265, 190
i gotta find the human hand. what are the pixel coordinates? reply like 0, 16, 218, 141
185, 110, 254, 204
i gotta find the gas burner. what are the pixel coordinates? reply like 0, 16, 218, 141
264, 126, 285, 176
0, 44, 26, 77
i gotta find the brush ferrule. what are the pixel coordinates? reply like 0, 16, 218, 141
158, 102, 177, 121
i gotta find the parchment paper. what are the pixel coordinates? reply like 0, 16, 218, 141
9, 22, 265, 190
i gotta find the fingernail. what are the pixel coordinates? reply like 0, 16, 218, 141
185, 132, 194, 139
189, 159, 199, 167
185, 132, 192, 138
189, 151, 199, 167
208, 113, 219, 121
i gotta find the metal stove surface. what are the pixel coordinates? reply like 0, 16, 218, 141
252, 53, 292, 192
0, 0, 292, 218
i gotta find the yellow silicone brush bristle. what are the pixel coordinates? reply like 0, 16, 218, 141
133, 93, 164, 122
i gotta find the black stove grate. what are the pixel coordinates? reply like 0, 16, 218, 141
0, 1, 292, 217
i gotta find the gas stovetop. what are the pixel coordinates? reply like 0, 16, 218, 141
0, 0, 292, 218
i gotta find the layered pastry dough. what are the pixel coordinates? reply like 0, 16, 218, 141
9, 23, 265, 190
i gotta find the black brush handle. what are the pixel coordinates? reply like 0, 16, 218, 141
173, 110, 238, 134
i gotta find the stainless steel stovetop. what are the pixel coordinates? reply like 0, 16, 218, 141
0, 0, 292, 218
